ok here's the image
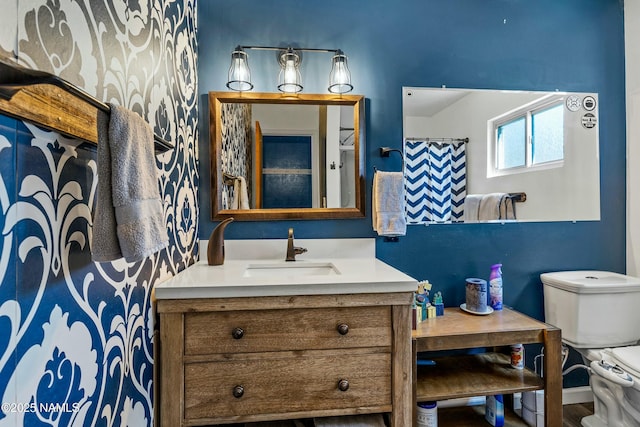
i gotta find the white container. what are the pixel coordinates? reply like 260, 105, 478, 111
417, 401, 437, 427
541, 271, 640, 348
521, 406, 544, 427
522, 390, 544, 413
521, 390, 545, 427
485, 395, 504, 426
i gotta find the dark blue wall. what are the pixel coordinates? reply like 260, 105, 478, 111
198, 0, 625, 346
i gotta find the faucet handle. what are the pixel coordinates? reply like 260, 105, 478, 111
288, 227, 294, 239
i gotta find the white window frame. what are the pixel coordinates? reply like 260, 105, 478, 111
487, 95, 565, 178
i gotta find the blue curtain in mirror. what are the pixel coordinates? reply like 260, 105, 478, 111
404, 140, 466, 223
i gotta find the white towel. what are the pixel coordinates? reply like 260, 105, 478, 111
230, 179, 239, 210
478, 193, 503, 221
92, 104, 168, 262
236, 176, 250, 209
372, 171, 406, 236
463, 194, 482, 223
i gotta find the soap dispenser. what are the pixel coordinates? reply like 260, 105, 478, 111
207, 217, 234, 265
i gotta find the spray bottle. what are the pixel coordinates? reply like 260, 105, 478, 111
489, 263, 503, 310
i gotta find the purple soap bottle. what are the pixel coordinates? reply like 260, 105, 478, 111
489, 264, 503, 310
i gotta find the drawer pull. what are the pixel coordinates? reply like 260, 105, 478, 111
337, 379, 350, 391
231, 327, 244, 339
337, 323, 349, 335
232, 385, 244, 398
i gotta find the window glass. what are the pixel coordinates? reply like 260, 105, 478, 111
532, 104, 564, 164
497, 117, 526, 169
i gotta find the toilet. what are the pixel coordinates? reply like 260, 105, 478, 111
541, 270, 640, 427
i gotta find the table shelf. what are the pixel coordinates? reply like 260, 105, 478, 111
412, 307, 562, 426
416, 353, 544, 402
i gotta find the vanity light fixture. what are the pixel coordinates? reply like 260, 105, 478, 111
226, 47, 253, 91
328, 50, 353, 94
277, 48, 303, 93
225, 45, 353, 94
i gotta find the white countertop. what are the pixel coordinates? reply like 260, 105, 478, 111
154, 257, 418, 299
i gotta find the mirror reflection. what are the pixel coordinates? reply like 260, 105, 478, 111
402, 87, 600, 223
210, 92, 365, 220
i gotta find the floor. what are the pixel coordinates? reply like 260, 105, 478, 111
436, 402, 595, 426
210, 402, 593, 427
563, 402, 595, 427
212, 402, 596, 426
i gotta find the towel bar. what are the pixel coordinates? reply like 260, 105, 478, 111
222, 172, 238, 186
0, 57, 173, 153
508, 192, 527, 203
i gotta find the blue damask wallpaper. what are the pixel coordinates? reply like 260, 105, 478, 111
0, 1, 199, 426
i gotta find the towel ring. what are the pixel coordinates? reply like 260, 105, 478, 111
377, 147, 404, 172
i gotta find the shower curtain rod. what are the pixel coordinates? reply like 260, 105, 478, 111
405, 137, 469, 144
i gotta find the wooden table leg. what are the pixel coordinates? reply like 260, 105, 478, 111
412, 340, 417, 427
391, 305, 413, 427
543, 327, 563, 427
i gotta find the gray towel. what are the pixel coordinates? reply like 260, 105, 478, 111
478, 192, 516, 221
500, 195, 516, 220
92, 104, 168, 262
372, 171, 407, 236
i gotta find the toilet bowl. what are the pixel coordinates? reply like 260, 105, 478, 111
579, 346, 640, 427
541, 271, 640, 427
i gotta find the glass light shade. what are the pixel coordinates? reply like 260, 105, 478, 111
328, 50, 353, 94
278, 49, 303, 93
227, 48, 253, 91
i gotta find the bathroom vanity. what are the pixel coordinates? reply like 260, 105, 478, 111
154, 239, 417, 426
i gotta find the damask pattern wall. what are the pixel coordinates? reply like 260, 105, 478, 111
220, 103, 252, 209
0, 1, 199, 426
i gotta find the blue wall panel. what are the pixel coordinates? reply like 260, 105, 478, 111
198, 0, 625, 385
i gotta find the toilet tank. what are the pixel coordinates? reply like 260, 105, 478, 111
541, 271, 640, 348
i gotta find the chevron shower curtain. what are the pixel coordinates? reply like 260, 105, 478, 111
404, 140, 467, 223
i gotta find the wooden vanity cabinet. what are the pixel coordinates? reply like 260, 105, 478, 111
156, 292, 413, 427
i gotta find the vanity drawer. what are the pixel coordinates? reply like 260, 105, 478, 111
183, 351, 392, 421
184, 306, 391, 355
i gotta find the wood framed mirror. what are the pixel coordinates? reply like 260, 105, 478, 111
209, 92, 365, 220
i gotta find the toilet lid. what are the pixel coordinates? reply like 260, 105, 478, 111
609, 346, 640, 378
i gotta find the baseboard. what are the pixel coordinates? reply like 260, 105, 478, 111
562, 386, 594, 405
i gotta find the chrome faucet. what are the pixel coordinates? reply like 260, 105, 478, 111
286, 228, 307, 261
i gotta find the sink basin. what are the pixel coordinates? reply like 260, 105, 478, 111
243, 262, 340, 278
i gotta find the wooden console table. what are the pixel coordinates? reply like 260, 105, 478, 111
412, 307, 562, 426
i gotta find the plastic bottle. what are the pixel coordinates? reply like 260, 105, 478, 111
416, 401, 437, 427
489, 264, 503, 310
485, 394, 505, 426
